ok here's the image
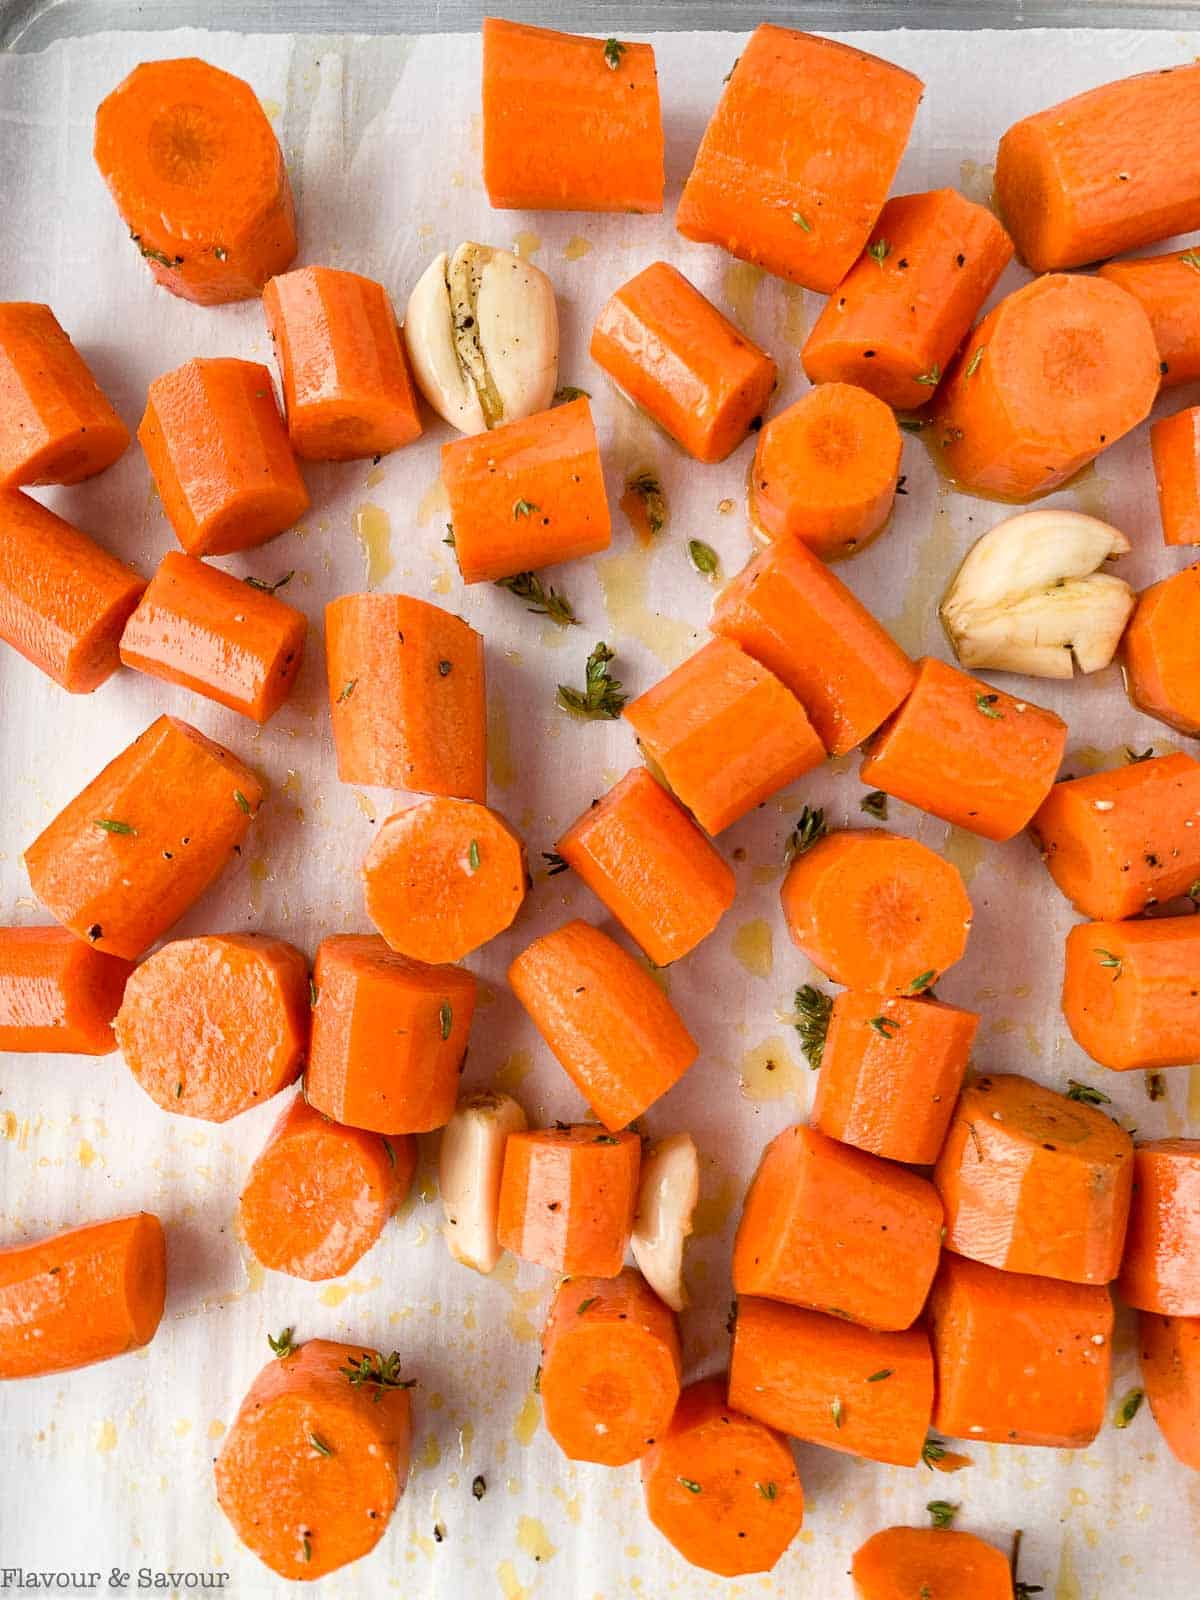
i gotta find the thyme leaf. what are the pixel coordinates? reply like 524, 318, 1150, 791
556, 642, 627, 720
495, 570, 578, 627
792, 984, 832, 1070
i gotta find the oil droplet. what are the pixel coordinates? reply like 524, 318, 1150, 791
723, 262, 765, 333
563, 235, 592, 261
751, 863, 782, 887
693, 1170, 738, 1238
512, 231, 542, 260
739, 1035, 804, 1102
1, 1110, 19, 1142
207, 1419, 226, 1441
173, 1418, 192, 1438
318, 1275, 381, 1308
281, 769, 301, 800
497, 1562, 530, 1600
495, 1049, 533, 1093
1067, 461, 1113, 523
943, 826, 988, 887
1055, 1537, 1083, 1600
260, 97, 282, 122
353, 503, 394, 587
595, 550, 695, 669
887, 484, 953, 654
96, 1419, 118, 1454
458, 1420, 475, 1461
779, 283, 810, 350
1069, 1487, 1089, 1507
244, 1257, 265, 1294
513, 1390, 541, 1446
418, 476, 449, 526
417, 1433, 441, 1472
732, 918, 774, 979
488, 697, 517, 790
1188, 1064, 1200, 1129
354, 791, 376, 823
76, 1138, 97, 1169
959, 158, 996, 208
517, 1516, 558, 1563
365, 463, 386, 489
552, 1485, 582, 1523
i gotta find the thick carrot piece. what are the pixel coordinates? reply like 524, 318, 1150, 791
139, 358, 309, 557
238, 1094, 413, 1280
1031, 752, 1200, 921
934, 1073, 1133, 1285
94, 57, 296, 305
710, 538, 916, 755
509, 919, 698, 1129
541, 1268, 681, 1466
0, 303, 129, 485
781, 830, 972, 995
803, 190, 1014, 410
677, 24, 922, 294
0, 1213, 165, 1379
859, 657, 1067, 841
733, 1124, 943, 1332
0, 926, 133, 1055
114, 933, 308, 1122
497, 1124, 640, 1276
555, 769, 735, 964
852, 1527, 1015, 1600
813, 992, 978, 1165
1119, 1140, 1200, 1314
932, 273, 1159, 501
0, 489, 145, 693
1062, 917, 1200, 1071
306, 935, 475, 1136
589, 262, 776, 462
1123, 562, 1200, 735
1098, 250, 1200, 388
929, 1252, 1113, 1447
215, 1339, 411, 1580
23, 715, 261, 960
325, 593, 485, 800
994, 62, 1200, 271
482, 18, 663, 213
1140, 1311, 1200, 1469
1151, 407, 1200, 547
441, 397, 610, 584
750, 383, 902, 560
624, 638, 825, 836
729, 1296, 933, 1467
120, 550, 306, 724
362, 798, 526, 964
640, 1376, 803, 1578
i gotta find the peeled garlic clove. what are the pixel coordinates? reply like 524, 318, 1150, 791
631, 1132, 699, 1313
439, 1089, 527, 1274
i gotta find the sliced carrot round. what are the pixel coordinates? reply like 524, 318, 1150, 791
1123, 562, 1200, 737
852, 1526, 1015, 1600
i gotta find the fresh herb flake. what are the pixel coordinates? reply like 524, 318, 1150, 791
831, 1396, 845, 1429
687, 539, 719, 577
542, 851, 570, 877
577, 1297, 598, 1315
556, 642, 627, 720
309, 1433, 333, 1457
914, 363, 942, 387
439, 1001, 453, 1041
340, 1350, 416, 1398
268, 1327, 297, 1359
869, 1015, 900, 1039
927, 1501, 958, 1529
1114, 1387, 1145, 1428
965, 346, 985, 378
792, 984, 832, 1070
1066, 1078, 1111, 1106
512, 498, 540, 520
867, 1369, 894, 1383
792, 212, 813, 232
337, 679, 357, 703
908, 970, 936, 995
603, 37, 627, 70
756, 1480, 778, 1500
975, 692, 1004, 720
628, 471, 666, 535
495, 570, 578, 627
468, 839, 481, 873
677, 1476, 702, 1494
244, 570, 294, 594
785, 805, 827, 862
868, 238, 891, 266
860, 790, 888, 821
234, 790, 252, 815
1095, 948, 1123, 979
554, 386, 591, 404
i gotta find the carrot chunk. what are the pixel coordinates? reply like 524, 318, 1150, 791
814, 992, 979, 1165
640, 1376, 804, 1577
733, 1124, 943, 1332
541, 1268, 681, 1466
1098, 249, 1200, 388
859, 656, 1067, 841
781, 829, 972, 995
1151, 407, 1200, 547
803, 190, 1013, 410
555, 768, 735, 964
0, 926, 133, 1055
114, 933, 309, 1122
1119, 1140, 1200, 1314
1062, 916, 1200, 1071
0, 1213, 165, 1379
94, 57, 296, 305
482, 19, 663, 213
238, 1094, 413, 1280
589, 261, 776, 462
676, 24, 923, 293
441, 397, 610, 584
23, 714, 261, 960
0, 303, 129, 485
139, 358, 309, 557
852, 1526, 1015, 1600
215, 1338, 411, 1580
928, 1252, 1113, 1447
1140, 1310, 1200, 1469
1123, 562, 1200, 735
624, 637, 825, 836
306, 934, 475, 1136
509, 918, 698, 1130
497, 1124, 640, 1276
325, 593, 485, 800
749, 383, 902, 559
729, 1296, 933, 1466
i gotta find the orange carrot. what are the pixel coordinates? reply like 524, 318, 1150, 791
710, 537, 917, 755
803, 190, 1014, 410
813, 992, 979, 1165
555, 769, 735, 964
0, 303, 129, 484
215, 1338, 411, 1580
931, 273, 1159, 501
305, 934, 475, 1135
729, 1296, 933, 1467
640, 1376, 804, 1577
1123, 561, 1200, 735
1118, 1140, 1200, 1314
589, 261, 776, 462
0, 1213, 165, 1379
139, 358, 309, 557
120, 550, 306, 724
94, 57, 296, 304
733, 1123, 943, 1332
508, 918, 698, 1130
540, 1268, 681, 1465
1062, 916, 1200, 1071
781, 829, 973, 995
1098, 249, 1200, 388
624, 637, 825, 836
114, 933, 309, 1122
496, 1124, 640, 1276
859, 656, 1067, 841
441, 397, 610, 584
482, 19, 664, 213
1151, 407, 1200, 547
361, 798, 526, 963
238, 1094, 414, 1281
0, 925, 133, 1055
23, 714, 261, 960
0, 489, 145, 693
676, 24, 923, 293
749, 383, 902, 559
325, 593, 485, 800
852, 1527, 1015, 1600
929, 1251, 1113, 1447
1140, 1310, 1200, 1469
934, 1073, 1133, 1285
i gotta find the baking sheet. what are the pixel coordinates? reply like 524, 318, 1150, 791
1, 22, 1199, 1599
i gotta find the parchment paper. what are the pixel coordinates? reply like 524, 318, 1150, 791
1, 22, 1199, 1599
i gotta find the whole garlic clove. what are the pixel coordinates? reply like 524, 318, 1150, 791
630, 1132, 700, 1313
439, 1088, 528, 1274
